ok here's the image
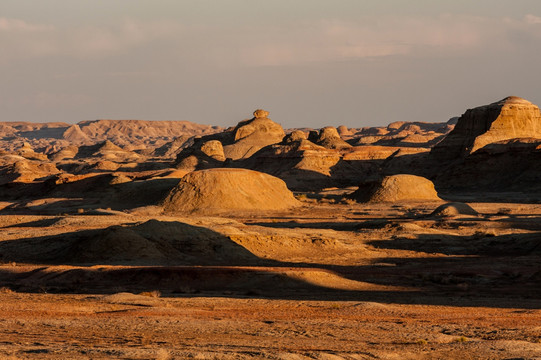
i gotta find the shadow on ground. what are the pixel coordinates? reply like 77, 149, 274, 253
0, 216, 540, 309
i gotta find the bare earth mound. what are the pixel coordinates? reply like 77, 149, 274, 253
430, 202, 478, 217
0, 220, 256, 265
352, 174, 441, 203
162, 168, 300, 214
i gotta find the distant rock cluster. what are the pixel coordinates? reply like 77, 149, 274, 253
1, 96, 540, 213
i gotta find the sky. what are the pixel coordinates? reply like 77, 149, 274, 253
1, 0, 541, 128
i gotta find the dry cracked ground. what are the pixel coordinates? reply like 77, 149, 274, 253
0, 198, 540, 359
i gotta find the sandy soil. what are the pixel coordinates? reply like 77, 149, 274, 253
0, 199, 540, 359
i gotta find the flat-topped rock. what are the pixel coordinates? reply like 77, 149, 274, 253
431, 96, 541, 159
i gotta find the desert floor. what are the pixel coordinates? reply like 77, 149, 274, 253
0, 198, 540, 359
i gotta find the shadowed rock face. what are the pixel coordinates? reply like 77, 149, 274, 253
284, 130, 308, 142
431, 96, 541, 160
162, 168, 300, 214
309, 127, 352, 150
175, 139, 226, 171
72, 140, 141, 162
0, 159, 60, 184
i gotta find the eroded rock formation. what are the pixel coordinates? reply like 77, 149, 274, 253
162, 168, 300, 214
431, 96, 541, 160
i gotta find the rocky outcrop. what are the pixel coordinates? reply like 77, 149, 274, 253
152, 135, 194, 158
431, 96, 541, 160
75, 141, 141, 162
430, 202, 478, 217
284, 130, 308, 142
352, 121, 452, 148
432, 137, 541, 192
337, 125, 353, 136
174, 110, 286, 165
0, 157, 60, 184
62, 125, 91, 144
76, 120, 221, 146
15, 142, 48, 161
308, 127, 352, 150
240, 135, 345, 190
49, 145, 79, 162
175, 139, 226, 172
223, 110, 285, 160
162, 168, 300, 214
351, 174, 441, 203
0, 120, 222, 155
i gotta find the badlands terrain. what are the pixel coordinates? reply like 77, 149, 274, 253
0, 96, 540, 359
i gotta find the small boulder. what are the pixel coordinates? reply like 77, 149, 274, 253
430, 202, 478, 217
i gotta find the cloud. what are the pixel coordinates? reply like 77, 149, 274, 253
525, 14, 541, 24
63, 18, 184, 58
233, 16, 467, 67
0, 17, 183, 62
230, 13, 541, 67
0, 17, 53, 32
2, 13, 541, 69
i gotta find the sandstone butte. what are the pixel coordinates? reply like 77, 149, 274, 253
431, 96, 541, 160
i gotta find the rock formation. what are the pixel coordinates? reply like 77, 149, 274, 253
0, 120, 222, 154
427, 96, 541, 192
431, 137, 541, 192
62, 124, 91, 144
240, 135, 344, 190
174, 110, 286, 166
0, 158, 60, 184
162, 168, 300, 214
431, 96, 541, 160
353, 121, 452, 148
351, 174, 441, 203
308, 127, 352, 150
223, 110, 286, 159
15, 142, 48, 161
75, 141, 141, 162
152, 135, 194, 158
337, 125, 353, 136
175, 139, 226, 171
284, 130, 308, 142
430, 202, 478, 217
49, 145, 79, 162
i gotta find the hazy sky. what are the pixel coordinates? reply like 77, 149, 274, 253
1, 1, 541, 128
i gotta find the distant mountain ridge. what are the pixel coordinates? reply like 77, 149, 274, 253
0, 119, 224, 153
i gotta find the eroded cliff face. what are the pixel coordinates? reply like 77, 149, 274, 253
431, 96, 541, 160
